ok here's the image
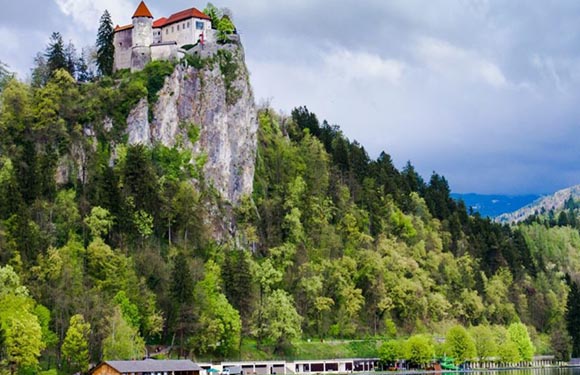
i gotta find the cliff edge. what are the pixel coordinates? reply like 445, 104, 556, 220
125, 43, 257, 205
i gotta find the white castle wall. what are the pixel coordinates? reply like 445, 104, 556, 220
113, 9, 213, 71
151, 43, 178, 62
114, 29, 133, 71
132, 16, 153, 47
161, 18, 211, 47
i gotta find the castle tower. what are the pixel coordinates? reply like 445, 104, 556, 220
131, 1, 154, 71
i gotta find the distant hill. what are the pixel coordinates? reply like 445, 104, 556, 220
452, 193, 540, 218
495, 184, 580, 223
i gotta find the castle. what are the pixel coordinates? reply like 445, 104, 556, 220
114, 1, 214, 72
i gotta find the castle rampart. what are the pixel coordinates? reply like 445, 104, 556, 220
113, 1, 213, 72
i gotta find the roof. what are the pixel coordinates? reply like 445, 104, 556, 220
160, 7, 211, 27
114, 24, 133, 32
132, 1, 154, 19
104, 359, 201, 373
153, 17, 167, 28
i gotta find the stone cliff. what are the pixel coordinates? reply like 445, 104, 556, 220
125, 43, 258, 205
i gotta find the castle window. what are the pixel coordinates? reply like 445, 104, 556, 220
177, 24, 180, 31
196, 21, 204, 30
172, 26, 174, 32
187, 21, 190, 28
166, 29, 168, 34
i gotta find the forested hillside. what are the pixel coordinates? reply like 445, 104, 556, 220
1, 17, 580, 375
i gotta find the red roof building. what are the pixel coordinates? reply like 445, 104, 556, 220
113, 1, 214, 71
152, 17, 168, 29
114, 24, 133, 32
164, 7, 211, 25
132, 1, 154, 19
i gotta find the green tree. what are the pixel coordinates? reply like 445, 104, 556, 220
469, 325, 497, 362
45, 32, 67, 76
497, 339, 521, 364
169, 252, 195, 357
254, 289, 302, 353
113, 291, 141, 329
31, 53, 50, 87
445, 325, 476, 364
222, 248, 254, 326
61, 314, 90, 373
566, 278, 580, 357
96, 10, 115, 76
0, 268, 45, 373
203, 3, 222, 27
192, 261, 241, 357
84, 206, 114, 239
216, 16, 235, 43
507, 322, 534, 361
0, 61, 12, 92
550, 327, 572, 362
1, 299, 45, 374
379, 339, 402, 365
404, 335, 434, 368
33, 305, 58, 351
102, 307, 145, 360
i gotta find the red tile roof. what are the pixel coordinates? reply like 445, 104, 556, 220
114, 24, 134, 32
133, 1, 153, 19
153, 17, 167, 28
163, 7, 211, 27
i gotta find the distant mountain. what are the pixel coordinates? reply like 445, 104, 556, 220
452, 193, 540, 218
495, 184, 580, 224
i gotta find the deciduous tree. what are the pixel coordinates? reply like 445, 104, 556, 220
404, 335, 434, 368
61, 314, 90, 373
469, 325, 497, 362
102, 307, 145, 360
445, 325, 476, 364
507, 322, 534, 361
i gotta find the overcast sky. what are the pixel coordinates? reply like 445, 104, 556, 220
2, 1, 580, 195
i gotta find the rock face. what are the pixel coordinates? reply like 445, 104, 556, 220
127, 98, 151, 146
126, 43, 258, 204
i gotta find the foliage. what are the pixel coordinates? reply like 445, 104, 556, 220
497, 339, 521, 363
0, 61, 12, 92
84, 206, 114, 239
0, 33, 577, 367
45, 32, 68, 77
191, 261, 242, 357
0, 267, 45, 373
253, 289, 302, 353
61, 314, 90, 373
217, 17, 236, 44
507, 322, 535, 361
379, 340, 402, 363
96, 10, 115, 76
469, 325, 497, 362
216, 50, 241, 105
102, 307, 146, 360
445, 325, 476, 364
403, 335, 434, 367
203, 3, 222, 27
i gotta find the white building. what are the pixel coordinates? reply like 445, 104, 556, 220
113, 1, 213, 72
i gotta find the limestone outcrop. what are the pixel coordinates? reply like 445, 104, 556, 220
125, 43, 258, 205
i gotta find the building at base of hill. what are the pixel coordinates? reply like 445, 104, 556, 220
91, 359, 202, 375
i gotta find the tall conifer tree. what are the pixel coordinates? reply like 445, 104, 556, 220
45, 32, 67, 74
96, 10, 115, 76
566, 277, 580, 357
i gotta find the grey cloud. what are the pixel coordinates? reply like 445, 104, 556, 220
3, 0, 580, 194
